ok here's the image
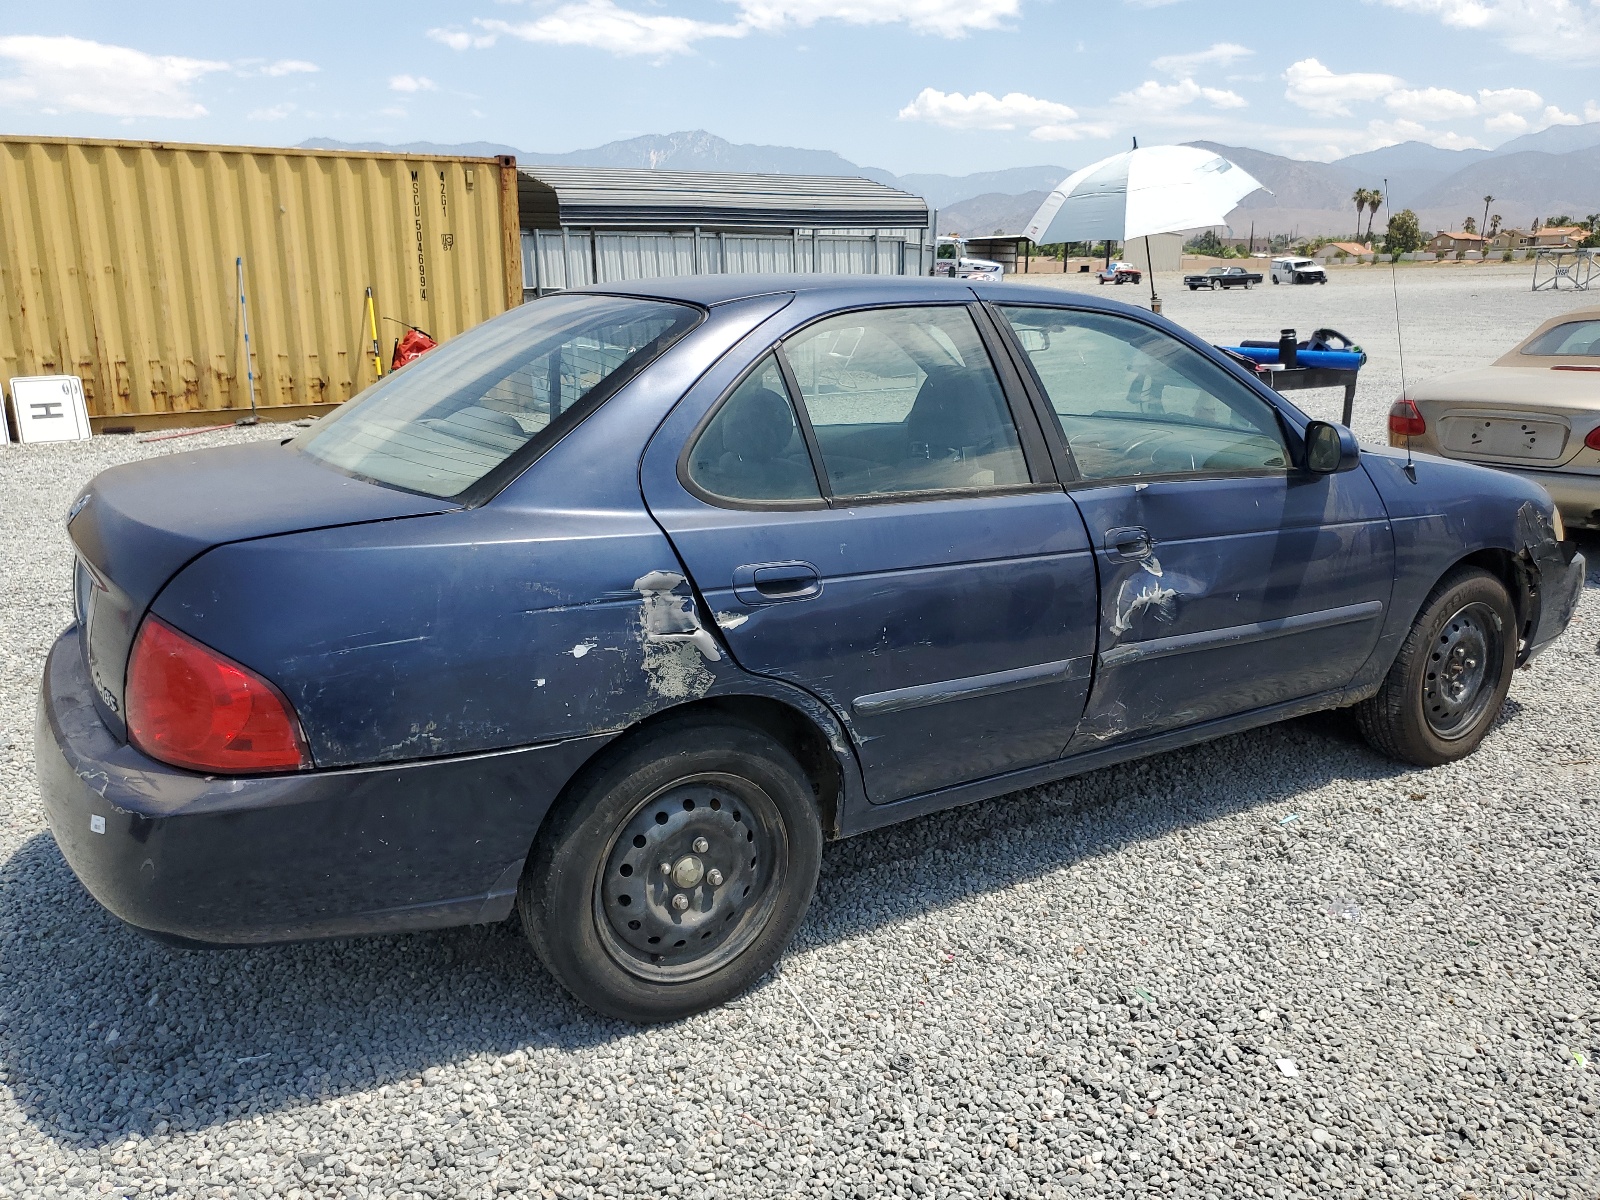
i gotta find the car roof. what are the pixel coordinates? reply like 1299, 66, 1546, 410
569, 273, 982, 307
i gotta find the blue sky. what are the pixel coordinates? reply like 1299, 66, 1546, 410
2, 1, 1599, 173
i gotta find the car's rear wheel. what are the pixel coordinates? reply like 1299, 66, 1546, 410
518, 719, 823, 1022
1355, 567, 1515, 766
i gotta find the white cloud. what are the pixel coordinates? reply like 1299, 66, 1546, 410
1485, 110, 1530, 133
1030, 121, 1118, 141
1373, 0, 1600, 63
428, 27, 499, 50
478, 1, 744, 57
1477, 86, 1541, 112
736, 0, 1020, 36
261, 59, 318, 76
1283, 58, 1404, 116
389, 74, 438, 92
445, 0, 1018, 56
248, 102, 296, 121
1539, 102, 1582, 125
1384, 86, 1476, 121
897, 87, 1075, 129
1587, 100, 1600, 120
0, 34, 227, 118
1151, 42, 1252, 76
1113, 77, 1247, 113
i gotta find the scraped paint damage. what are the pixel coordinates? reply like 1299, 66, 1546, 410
634, 570, 720, 701
1109, 555, 1180, 638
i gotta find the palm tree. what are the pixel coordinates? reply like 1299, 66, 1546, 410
1490, 214, 1503, 236
1481, 195, 1495, 243
1364, 189, 1384, 243
1463, 216, 1477, 234
1352, 189, 1369, 242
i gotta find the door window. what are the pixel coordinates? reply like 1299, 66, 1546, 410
686, 354, 822, 502
998, 306, 1287, 481
782, 306, 1030, 497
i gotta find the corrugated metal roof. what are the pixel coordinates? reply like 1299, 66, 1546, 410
518, 167, 929, 230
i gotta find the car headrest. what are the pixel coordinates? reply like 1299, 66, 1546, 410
906, 369, 994, 450
723, 387, 796, 462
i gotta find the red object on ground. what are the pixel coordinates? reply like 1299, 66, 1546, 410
1388, 398, 1426, 437
126, 616, 309, 774
391, 327, 438, 370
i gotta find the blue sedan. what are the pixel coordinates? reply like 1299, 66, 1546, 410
37, 276, 1584, 1021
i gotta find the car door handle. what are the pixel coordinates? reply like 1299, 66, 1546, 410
1105, 526, 1155, 562
733, 562, 822, 605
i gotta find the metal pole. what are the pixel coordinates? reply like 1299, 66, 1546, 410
236, 256, 259, 423
1144, 235, 1162, 314
364, 286, 383, 381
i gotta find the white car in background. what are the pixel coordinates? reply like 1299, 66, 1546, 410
1271, 256, 1328, 285
933, 236, 1004, 279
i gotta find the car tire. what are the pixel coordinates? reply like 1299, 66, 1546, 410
1355, 567, 1516, 767
518, 718, 824, 1023
1271, 276, 1279, 284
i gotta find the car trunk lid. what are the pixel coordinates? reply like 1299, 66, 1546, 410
1411, 365, 1600, 467
68, 440, 456, 739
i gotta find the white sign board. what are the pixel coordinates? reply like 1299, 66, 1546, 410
9, 376, 92, 443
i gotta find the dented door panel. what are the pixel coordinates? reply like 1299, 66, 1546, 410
1065, 471, 1394, 748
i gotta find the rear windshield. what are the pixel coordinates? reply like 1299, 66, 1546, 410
298, 294, 701, 499
1521, 319, 1600, 356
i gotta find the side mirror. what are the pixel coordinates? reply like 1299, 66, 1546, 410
1016, 328, 1051, 353
1304, 420, 1360, 473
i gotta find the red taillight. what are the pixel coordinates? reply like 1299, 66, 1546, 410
126, 616, 309, 774
1585, 425, 1600, 451
1388, 398, 1426, 437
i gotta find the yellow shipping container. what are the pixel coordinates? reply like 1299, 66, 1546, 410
0, 135, 521, 430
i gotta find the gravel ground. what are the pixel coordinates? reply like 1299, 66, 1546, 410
2, 269, 1597, 1200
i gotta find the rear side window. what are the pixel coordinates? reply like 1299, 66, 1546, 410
1522, 319, 1600, 356
299, 294, 700, 499
782, 306, 1030, 497
687, 355, 822, 503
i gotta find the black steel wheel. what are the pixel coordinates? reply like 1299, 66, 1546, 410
593, 772, 785, 983
518, 719, 823, 1022
1356, 567, 1516, 766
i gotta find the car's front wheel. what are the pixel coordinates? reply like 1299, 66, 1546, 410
1355, 567, 1516, 766
519, 719, 823, 1022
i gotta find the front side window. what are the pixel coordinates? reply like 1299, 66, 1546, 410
998, 306, 1287, 481
686, 355, 821, 503
782, 306, 1030, 497
1521, 319, 1600, 356
299, 294, 700, 499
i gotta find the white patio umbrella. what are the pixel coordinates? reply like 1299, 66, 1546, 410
1024, 143, 1268, 311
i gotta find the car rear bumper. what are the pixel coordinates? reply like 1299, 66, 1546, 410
35, 627, 611, 946
1493, 465, 1600, 530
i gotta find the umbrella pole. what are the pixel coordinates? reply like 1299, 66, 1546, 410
1144, 234, 1162, 315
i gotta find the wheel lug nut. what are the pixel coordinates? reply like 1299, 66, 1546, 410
707, 868, 724, 887
671, 893, 690, 912
693, 837, 709, 853
659, 861, 672, 876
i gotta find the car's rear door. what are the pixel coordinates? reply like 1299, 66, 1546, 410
989, 301, 1394, 747
641, 299, 1101, 804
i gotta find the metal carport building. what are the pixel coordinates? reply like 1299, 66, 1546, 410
518, 168, 933, 295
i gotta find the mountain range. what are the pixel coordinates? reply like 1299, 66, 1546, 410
303, 123, 1600, 239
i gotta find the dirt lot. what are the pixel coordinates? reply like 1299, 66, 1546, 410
0, 267, 1597, 1199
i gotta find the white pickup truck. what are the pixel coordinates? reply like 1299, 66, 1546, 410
932, 236, 1004, 279
1270, 256, 1328, 285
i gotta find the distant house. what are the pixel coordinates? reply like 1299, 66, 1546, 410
1427, 231, 1488, 253
1492, 226, 1587, 250
1527, 225, 1587, 248
1315, 241, 1375, 262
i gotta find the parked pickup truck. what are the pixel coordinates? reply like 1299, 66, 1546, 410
1185, 265, 1263, 290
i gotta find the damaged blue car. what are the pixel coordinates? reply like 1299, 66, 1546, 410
37, 276, 1584, 1021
